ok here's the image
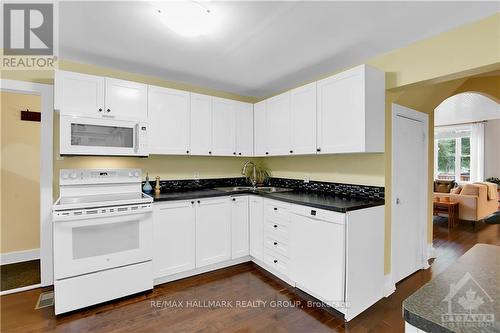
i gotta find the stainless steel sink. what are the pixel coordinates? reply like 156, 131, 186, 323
214, 186, 254, 192
214, 186, 293, 193
255, 186, 293, 193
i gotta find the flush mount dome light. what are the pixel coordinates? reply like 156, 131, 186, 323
155, 1, 219, 37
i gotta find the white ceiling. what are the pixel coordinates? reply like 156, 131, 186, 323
435, 92, 500, 126
59, 1, 499, 98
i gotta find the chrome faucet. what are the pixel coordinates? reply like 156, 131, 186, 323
241, 161, 257, 189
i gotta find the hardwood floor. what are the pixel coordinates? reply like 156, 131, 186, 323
1, 220, 498, 333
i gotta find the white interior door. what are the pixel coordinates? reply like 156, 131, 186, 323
392, 104, 428, 284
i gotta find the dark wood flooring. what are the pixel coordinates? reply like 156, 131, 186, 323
0, 259, 40, 291
1, 220, 498, 333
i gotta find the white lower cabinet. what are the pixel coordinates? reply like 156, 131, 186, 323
196, 197, 232, 267
231, 196, 249, 259
249, 196, 264, 260
153, 201, 196, 278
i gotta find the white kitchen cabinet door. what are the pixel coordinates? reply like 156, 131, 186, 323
290, 212, 345, 305
195, 198, 231, 267
266, 92, 291, 156
235, 102, 254, 156
231, 196, 249, 259
253, 101, 267, 156
290, 82, 317, 155
148, 86, 190, 155
317, 65, 384, 154
190, 93, 212, 156
105, 78, 148, 121
249, 196, 264, 261
55, 70, 105, 117
153, 201, 196, 278
212, 97, 236, 156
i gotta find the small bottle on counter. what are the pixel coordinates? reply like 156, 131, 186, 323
142, 173, 153, 194
155, 176, 161, 195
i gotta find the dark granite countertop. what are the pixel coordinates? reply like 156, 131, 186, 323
403, 244, 500, 333
151, 188, 384, 213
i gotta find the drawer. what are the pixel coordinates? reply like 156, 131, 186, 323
264, 219, 289, 240
264, 236, 289, 258
263, 251, 288, 276
264, 200, 290, 222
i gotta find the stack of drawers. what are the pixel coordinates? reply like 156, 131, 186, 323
263, 199, 291, 277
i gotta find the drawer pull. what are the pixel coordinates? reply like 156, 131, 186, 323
273, 260, 278, 264
273, 207, 278, 211
273, 242, 278, 246
311, 210, 317, 216
273, 224, 278, 228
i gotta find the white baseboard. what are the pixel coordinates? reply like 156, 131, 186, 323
383, 274, 395, 297
0, 284, 41, 296
0, 248, 40, 265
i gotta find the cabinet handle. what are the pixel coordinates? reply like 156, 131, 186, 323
273, 241, 277, 246
311, 210, 317, 216
273, 207, 278, 211
186, 150, 189, 154
191, 201, 194, 204
238, 153, 242, 156
289, 150, 293, 154
233, 152, 236, 155
98, 108, 103, 112
197, 200, 200, 204
209, 151, 212, 155
273, 259, 278, 264
316, 148, 321, 152
106, 109, 111, 113
232, 198, 236, 201
273, 224, 278, 228
265, 152, 269, 155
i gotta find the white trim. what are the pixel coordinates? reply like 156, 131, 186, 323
1, 79, 54, 287
0, 249, 40, 265
383, 274, 396, 297
0, 284, 42, 296
391, 104, 429, 286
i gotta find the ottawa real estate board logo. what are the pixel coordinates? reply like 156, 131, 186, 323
2, 3, 57, 70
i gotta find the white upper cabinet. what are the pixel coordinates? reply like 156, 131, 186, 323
317, 64, 385, 154
266, 91, 291, 156
253, 100, 267, 157
55, 70, 105, 117
55, 70, 147, 121
212, 97, 237, 156
148, 86, 190, 155
105, 78, 148, 121
190, 93, 213, 156
231, 196, 250, 259
235, 101, 254, 157
290, 82, 317, 155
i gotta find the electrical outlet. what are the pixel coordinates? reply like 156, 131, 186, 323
193, 172, 200, 180
303, 175, 310, 183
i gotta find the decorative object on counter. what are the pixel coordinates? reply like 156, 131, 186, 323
142, 173, 153, 194
241, 162, 271, 187
155, 176, 161, 195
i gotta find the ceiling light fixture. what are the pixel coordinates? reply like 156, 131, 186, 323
154, 1, 220, 38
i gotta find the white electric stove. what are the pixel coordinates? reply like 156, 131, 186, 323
53, 168, 153, 315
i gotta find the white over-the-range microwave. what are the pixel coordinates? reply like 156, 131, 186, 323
59, 115, 148, 156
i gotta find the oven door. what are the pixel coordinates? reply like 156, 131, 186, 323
53, 209, 152, 280
59, 115, 148, 156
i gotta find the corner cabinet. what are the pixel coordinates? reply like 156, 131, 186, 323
148, 86, 190, 155
317, 64, 385, 154
231, 196, 250, 259
54, 70, 147, 121
249, 196, 264, 260
253, 101, 267, 156
212, 97, 237, 156
235, 102, 254, 156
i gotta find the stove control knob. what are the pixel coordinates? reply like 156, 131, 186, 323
133, 171, 140, 177
70, 172, 77, 179
128, 171, 134, 177
61, 173, 69, 180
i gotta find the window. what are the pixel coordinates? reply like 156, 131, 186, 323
435, 126, 471, 182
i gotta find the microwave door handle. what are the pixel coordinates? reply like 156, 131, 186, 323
134, 124, 139, 153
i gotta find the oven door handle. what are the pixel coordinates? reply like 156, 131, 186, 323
53, 209, 151, 224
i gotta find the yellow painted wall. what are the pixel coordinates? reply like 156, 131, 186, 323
0, 92, 41, 253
